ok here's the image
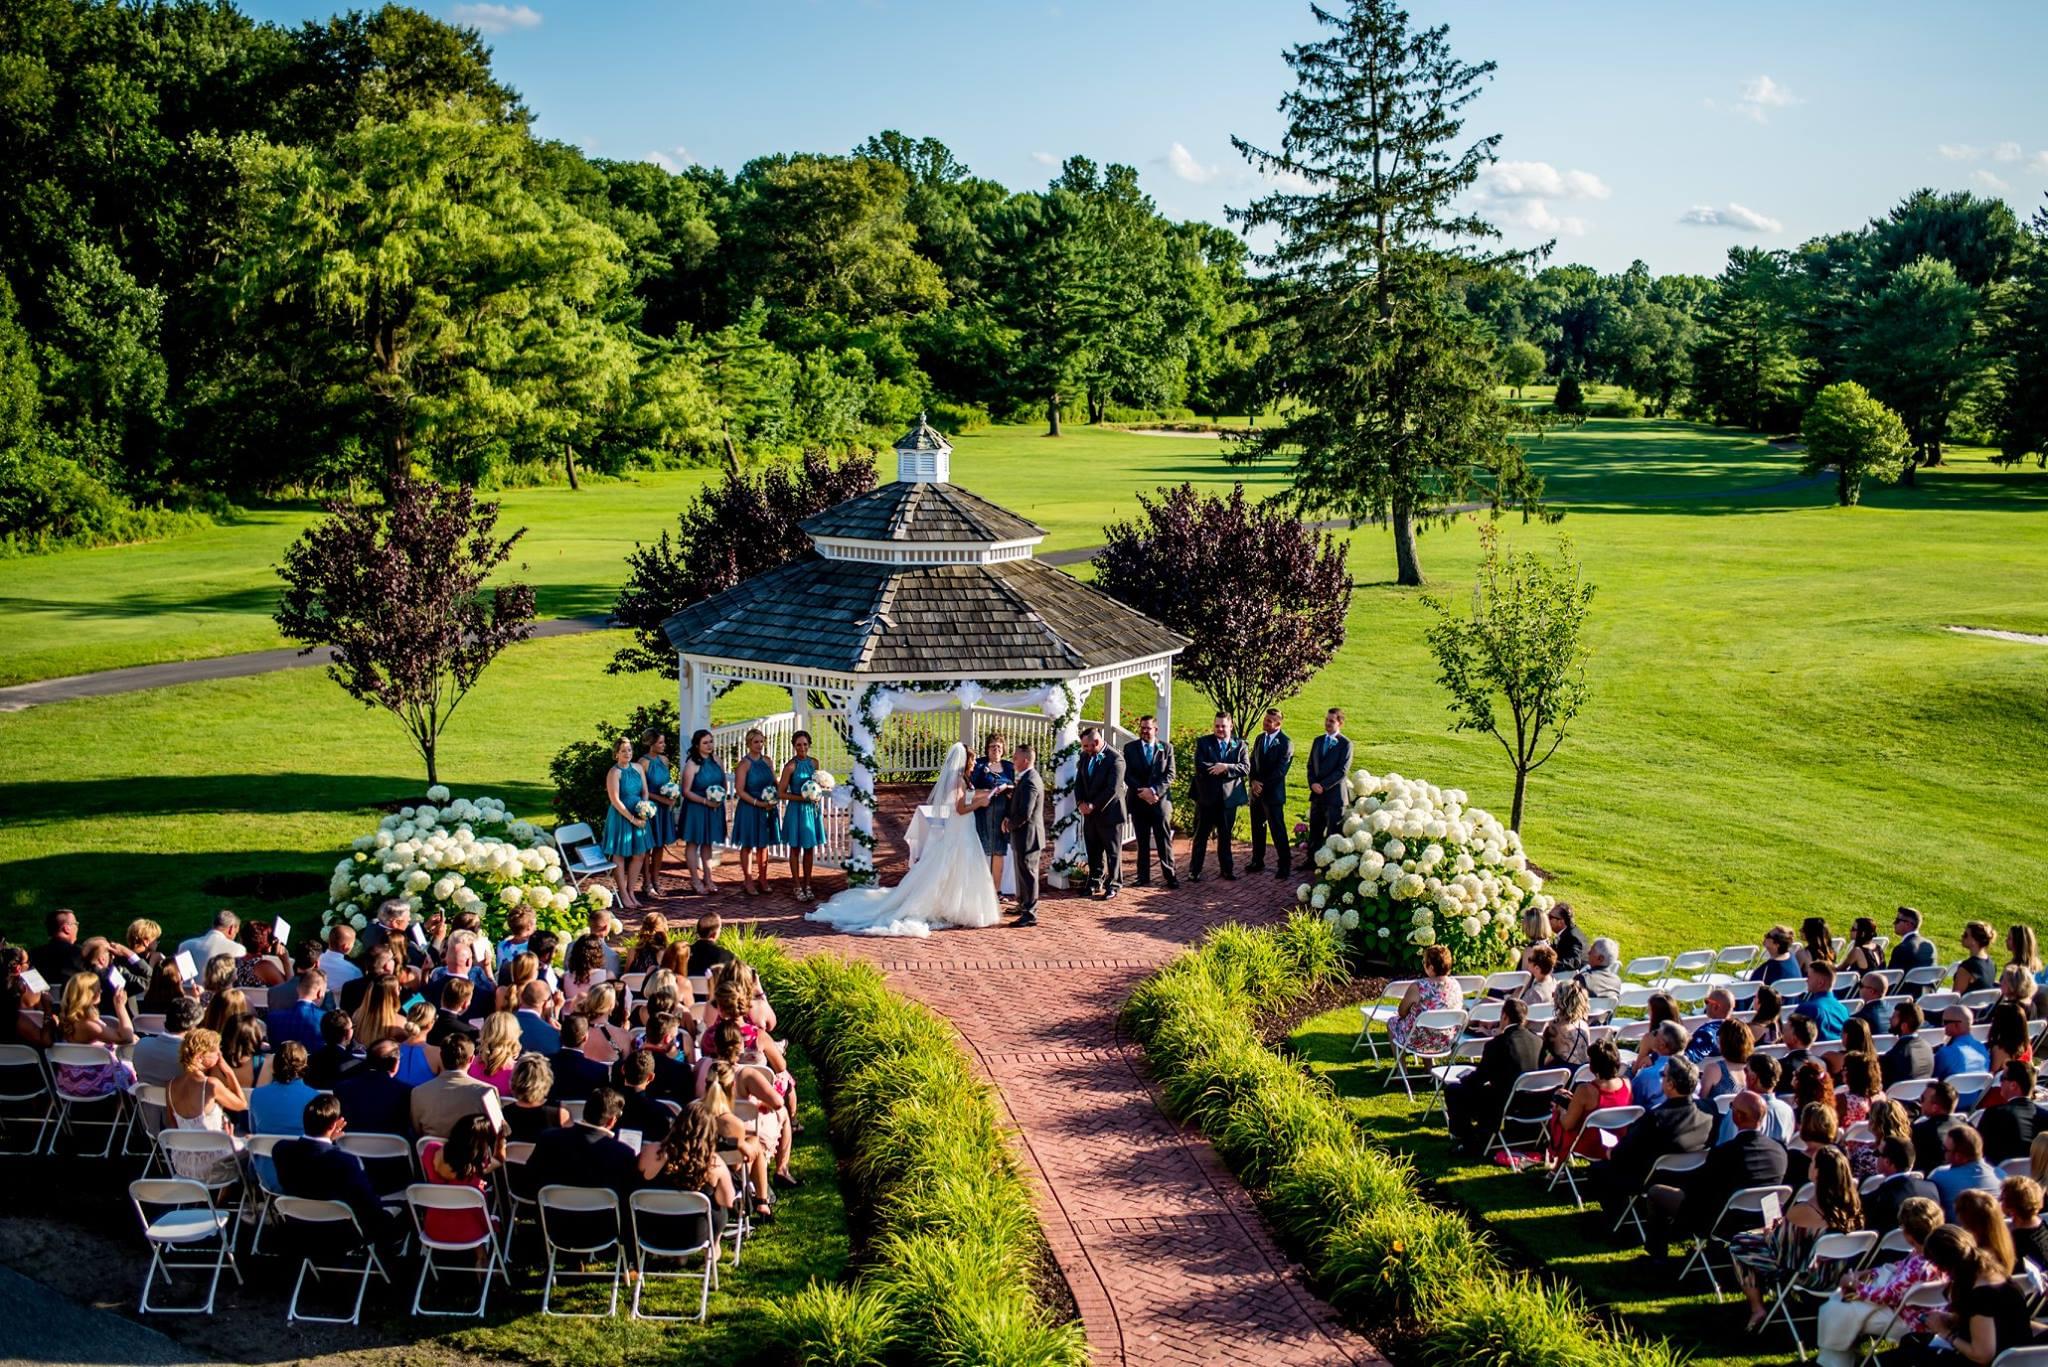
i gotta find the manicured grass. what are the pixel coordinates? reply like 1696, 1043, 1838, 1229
1292, 1001, 1770, 1367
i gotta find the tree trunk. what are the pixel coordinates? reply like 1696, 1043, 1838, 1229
1046, 392, 1062, 437
562, 444, 580, 491
1839, 467, 1858, 506
421, 736, 438, 786
1899, 457, 1917, 489
1510, 763, 1528, 833
1391, 497, 1423, 587
721, 423, 742, 476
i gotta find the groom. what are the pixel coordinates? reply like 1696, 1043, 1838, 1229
1002, 742, 1045, 927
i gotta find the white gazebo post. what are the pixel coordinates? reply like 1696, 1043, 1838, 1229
1046, 682, 1090, 890
1152, 659, 1174, 736
679, 657, 713, 737
844, 687, 878, 882
1102, 675, 1123, 733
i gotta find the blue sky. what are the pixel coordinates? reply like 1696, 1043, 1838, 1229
240, 0, 2048, 277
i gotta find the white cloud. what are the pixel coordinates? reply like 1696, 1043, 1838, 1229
643, 146, 698, 173
1481, 161, 1610, 201
1165, 141, 1221, 185
1030, 151, 1058, 167
1973, 169, 2011, 192
450, 3, 541, 33
1718, 74, 1800, 123
1258, 165, 1321, 193
1993, 142, 2023, 163
2033, 151, 2048, 173
1939, 143, 1982, 161
1495, 199, 1589, 236
1677, 202, 1782, 234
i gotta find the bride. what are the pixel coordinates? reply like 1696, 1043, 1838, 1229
808, 742, 1003, 937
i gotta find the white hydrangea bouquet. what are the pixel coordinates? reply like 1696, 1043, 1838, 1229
660, 781, 681, 801
324, 791, 610, 947
634, 800, 656, 819
1295, 770, 1549, 972
705, 784, 726, 803
801, 770, 836, 800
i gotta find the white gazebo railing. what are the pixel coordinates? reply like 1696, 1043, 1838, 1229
705, 713, 852, 866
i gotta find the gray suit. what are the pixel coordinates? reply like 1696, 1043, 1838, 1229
1074, 747, 1127, 894
1007, 765, 1045, 918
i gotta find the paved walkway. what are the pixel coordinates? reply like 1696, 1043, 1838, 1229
642, 789, 1383, 1367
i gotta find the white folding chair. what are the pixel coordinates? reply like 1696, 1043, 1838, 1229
1916, 991, 1961, 1015
2004, 1156, 2036, 1179
1615, 1150, 1706, 1241
276, 1196, 389, 1324
0, 1043, 54, 1155
562, 1099, 588, 1127
134, 1013, 168, 1036
629, 1189, 719, 1321
1886, 1077, 1933, 1107
553, 822, 613, 889
1483, 1067, 1573, 1162
129, 1178, 243, 1314
1621, 955, 1670, 986
1760, 1228, 1878, 1358
1874, 1227, 1914, 1259
1387, 1008, 1467, 1101
539, 1184, 622, 1317
1655, 950, 1717, 988
405, 1184, 508, 1316
244, 1133, 290, 1252
155, 1130, 245, 1223
339, 1132, 416, 1207
1616, 987, 1659, 1016
1353, 979, 1418, 1061
1947, 1070, 1996, 1110
1703, 945, 1761, 983
718, 1151, 753, 1268
621, 972, 649, 996
47, 1043, 128, 1157
1857, 1280, 1949, 1367
1482, 970, 1530, 997
1962, 989, 2002, 1013
1682, 1183, 1794, 1300
685, 975, 711, 1004
499, 1140, 539, 1261
1990, 1348, 2048, 1365
1867, 970, 1904, 994
1549, 1103, 1643, 1208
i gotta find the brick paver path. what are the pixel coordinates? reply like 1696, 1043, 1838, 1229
641, 787, 1383, 1367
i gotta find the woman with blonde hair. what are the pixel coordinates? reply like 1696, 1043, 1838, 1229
1540, 980, 1591, 1069
698, 1060, 773, 1219
507, 1054, 567, 1140
166, 1026, 246, 1182
1850, 1098, 1912, 1182
578, 983, 631, 1065
352, 977, 405, 1048
201, 984, 254, 1040
198, 952, 237, 1006
468, 1012, 522, 1094
54, 971, 135, 1099
495, 950, 541, 1014
396, 1001, 440, 1083
1956, 1188, 2018, 1275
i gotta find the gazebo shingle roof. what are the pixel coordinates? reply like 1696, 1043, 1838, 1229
660, 555, 1185, 677
799, 481, 1044, 544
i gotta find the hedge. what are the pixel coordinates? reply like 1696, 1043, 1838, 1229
1120, 915, 1684, 1367
727, 928, 1088, 1367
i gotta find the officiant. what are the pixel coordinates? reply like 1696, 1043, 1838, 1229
970, 732, 1015, 897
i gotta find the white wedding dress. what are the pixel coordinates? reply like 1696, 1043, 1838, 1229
808, 744, 1001, 938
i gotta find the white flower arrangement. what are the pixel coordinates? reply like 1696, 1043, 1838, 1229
801, 780, 821, 800
634, 800, 656, 819
1298, 769, 1547, 973
758, 786, 778, 804
425, 784, 451, 803
320, 790, 601, 950
660, 782, 681, 801
705, 785, 726, 803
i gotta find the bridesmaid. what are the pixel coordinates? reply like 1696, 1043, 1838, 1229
729, 728, 780, 898
679, 728, 728, 897
642, 729, 678, 899
779, 730, 826, 902
970, 732, 1014, 898
601, 736, 654, 910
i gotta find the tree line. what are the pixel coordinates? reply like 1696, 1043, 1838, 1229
0, 0, 1264, 547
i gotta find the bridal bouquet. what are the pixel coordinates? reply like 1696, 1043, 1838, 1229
1295, 769, 1545, 972
801, 770, 837, 800
634, 800, 656, 819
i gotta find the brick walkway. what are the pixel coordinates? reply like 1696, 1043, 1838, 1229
639, 788, 1383, 1367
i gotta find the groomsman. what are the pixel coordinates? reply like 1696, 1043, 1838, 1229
1189, 712, 1249, 882
1074, 727, 1127, 899
1122, 714, 1177, 889
1246, 708, 1295, 878
1304, 707, 1353, 849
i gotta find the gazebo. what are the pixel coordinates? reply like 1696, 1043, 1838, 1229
660, 416, 1187, 886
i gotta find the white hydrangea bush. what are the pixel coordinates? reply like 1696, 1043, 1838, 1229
1294, 770, 1548, 971
323, 792, 611, 944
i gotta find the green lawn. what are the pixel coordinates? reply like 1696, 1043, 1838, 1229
2, 418, 2046, 964
1292, 1002, 1773, 1367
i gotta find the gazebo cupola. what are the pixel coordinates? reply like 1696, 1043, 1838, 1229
804, 415, 1047, 568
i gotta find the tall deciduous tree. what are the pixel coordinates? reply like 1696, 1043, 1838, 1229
1092, 483, 1352, 727
1226, 0, 1543, 586
987, 187, 1090, 435
1500, 340, 1545, 397
1801, 381, 1911, 506
609, 448, 878, 675
274, 478, 535, 785
1422, 527, 1593, 832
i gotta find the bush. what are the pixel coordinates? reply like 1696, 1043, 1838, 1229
1126, 918, 1679, 1364
924, 398, 992, 434
546, 698, 680, 829
0, 449, 224, 556
1592, 390, 1644, 419
769, 1279, 900, 1367
1551, 370, 1585, 416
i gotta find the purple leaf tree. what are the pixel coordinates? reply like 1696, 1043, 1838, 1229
274, 478, 536, 785
1092, 483, 1353, 727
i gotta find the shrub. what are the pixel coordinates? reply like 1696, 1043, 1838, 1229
546, 698, 680, 829
1592, 390, 1644, 419
1552, 370, 1586, 415
0, 449, 224, 556
770, 1279, 900, 1367
925, 398, 992, 433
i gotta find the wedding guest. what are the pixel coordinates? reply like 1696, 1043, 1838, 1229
637, 1107, 737, 1249
1188, 713, 1249, 883
1746, 1056, 1799, 1145
1934, 1007, 1992, 1083
1753, 926, 1803, 985
30, 909, 85, 987
1795, 960, 1852, 1041
1977, 1061, 2046, 1163
1687, 988, 1738, 1060
1641, 1091, 1788, 1265
234, 918, 289, 992
697, 1065, 774, 1220
680, 728, 726, 898
1997, 965, 2048, 1024
1985, 1007, 2033, 1082
1074, 727, 1127, 898
1956, 1189, 2017, 1275
1852, 1098, 1914, 1182
1548, 1038, 1631, 1160
1516, 945, 1560, 1008
1701, 1020, 1756, 1128
584, 907, 624, 976
1574, 938, 1623, 1003
1887, 1224, 2031, 1364
468, 1012, 522, 1095
686, 912, 736, 979
1244, 708, 1294, 879
1795, 917, 1838, 973
627, 913, 670, 975
642, 728, 678, 898
420, 1114, 503, 1248
1389, 945, 1463, 1058
729, 729, 780, 898
970, 732, 1015, 898
1444, 997, 1539, 1156
306, 1010, 360, 1089
1840, 917, 1886, 974
492, 910, 533, 972
165, 1027, 245, 1183
2008, 925, 2044, 985
507, 1054, 568, 1141
1955, 921, 1997, 996
2000, 1177, 2048, 1274
779, 730, 827, 903
56, 972, 136, 1099
1932, 1125, 2003, 1218
117, 918, 163, 999
1865, 1138, 1942, 1233
1303, 708, 1351, 850
1545, 904, 1588, 973
547, 1015, 610, 1102
1750, 984, 1787, 1048
1540, 981, 1592, 1069
1811, 1196, 1945, 1367
248, 1041, 317, 1137
1730, 1144, 1863, 1331
177, 909, 246, 971
266, 968, 328, 1052
600, 736, 654, 912
1121, 715, 1177, 889
1889, 906, 1937, 972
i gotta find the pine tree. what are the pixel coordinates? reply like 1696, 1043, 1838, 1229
1226, 0, 1545, 586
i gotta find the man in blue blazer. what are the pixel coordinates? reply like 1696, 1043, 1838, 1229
1121, 714, 1178, 889
333, 1041, 414, 1137
1189, 713, 1249, 882
1245, 708, 1295, 879
1304, 708, 1353, 849
264, 968, 329, 1052
274, 1094, 405, 1254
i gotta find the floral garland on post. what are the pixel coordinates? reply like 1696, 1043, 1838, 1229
1041, 681, 1088, 884
841, 678, 1081, 888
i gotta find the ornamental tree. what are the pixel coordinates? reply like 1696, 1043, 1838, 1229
1422, 527, 1593, 831
275, 478, 535, 785
1500, 340, 1545, 397
1092, 483, 1352, 727
1801, 381, 1911, 506
609, 448, 878, 675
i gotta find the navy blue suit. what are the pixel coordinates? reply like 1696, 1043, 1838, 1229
265, 1000, 326, 1053
1246, 728, 1295, 875
333, 1070, 413, 1138
1189, 734, 1248, 878
273, 1137, 404, 1250
1122, 737, 1177, 886
1304, 731, 1353, 846
549, 1048, 612, 1103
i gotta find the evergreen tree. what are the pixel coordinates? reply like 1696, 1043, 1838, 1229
1994, 198, 2048, 467
1226, 0, 1543, 586
1846, 255, 1981, 474
1690, 247, 1803, 431
1551, 370, 1585, 415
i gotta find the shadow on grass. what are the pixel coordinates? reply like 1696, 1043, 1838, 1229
0, 584, 282, 622
0, 772, 555, 826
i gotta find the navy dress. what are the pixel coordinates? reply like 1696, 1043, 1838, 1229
681, 758, 728, 846
730, 755, 780, 849
970, 756, 1015, 856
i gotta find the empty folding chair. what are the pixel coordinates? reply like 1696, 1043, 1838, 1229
1987, 1348, 2048, 1365
0, 1043, 53, 1155
243, 1133, 290, 1253
1703, 945, 1761, 983
1353, 979, 1419, 1061
2005, 1157, 2035, 1179
538, 1185, 622, 1317
1655, 950, 1717, 988
405, 1184, 508, 1316
128, 1178, 243, 1314
1482, 970, 1530, 997
629, 1189, 719, 1322
1524, 1003, 1557, 1025
1620, 955, 1670, 987
1682, 1183, 1794, 1301
339, 1132, 416, 1208
552, 822, 613, 890
1583, 995, 1617, 1024
1549, 1103, 1643, 1209
1760, 1228, 1878, 1357
275, 1196, 389, 1325
1484, 1067, 1573, 1163
620, 972, 649, 996
685, 975, 711, 1005
1616, 987, 1659, 1016
1616, 1151, 1708, 1242
1900, 965, 1946, 993
47, 1043, 129, 1157
1727, 980, 1762, 1007
1386, 1008, 1467, 1102
1671, 983, 1714, 1009
1962, 988, 2001, 1014
1915, 991, 1961, 1016
499, 1140, 539, 1261
119, 1080, 169, 1161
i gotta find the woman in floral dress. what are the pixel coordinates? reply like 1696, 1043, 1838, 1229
1389, 944, 1464, 1059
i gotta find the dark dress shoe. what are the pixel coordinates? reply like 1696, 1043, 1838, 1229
1189, 872, 1202, 884
1276, 869, 1293, 880
1164, 874, 1180, 890
1221, 872, 1237, 881
1133, 878, 1152, 888
1245, 862, 1266, 873
1013, 912, 1037, 927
